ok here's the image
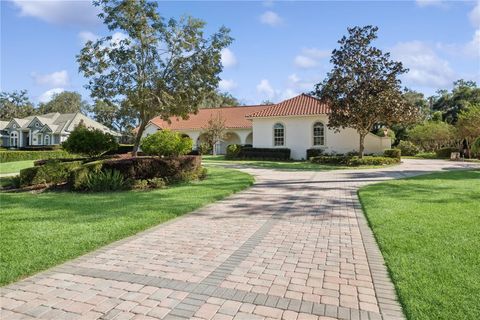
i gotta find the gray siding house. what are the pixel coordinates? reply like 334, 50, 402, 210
0, 112, 119, 148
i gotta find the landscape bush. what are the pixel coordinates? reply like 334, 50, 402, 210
310, 155, 400, 166
140, 130, 192, 157
84, 169, 129, 192
62, 125, 118, 157
306, 148, 325, 159
233, 147, 291, 160
310, 155, 349, 165
436, 147, 459, 158
225, 144, 242, 159
19, 160, 83, 187
383, 148, 401, 159
197, 142, 212, 155
0, 150, 75, 163
397, 140, 420, 156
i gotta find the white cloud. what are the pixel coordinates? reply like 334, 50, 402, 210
256, 79, 275, 100
293, 47, 330, 69
260, 11, 282, 27
469, 2, 480, 28
294, 55, 318, 68
12, 0, 100, 26
279, 88, 298, 101
221, 48, 237, 68
415, 0, 446, 8
32, 70, 69, 87
39, 88, 64, 103
391, 41, 455, 88
78, 31, 98, 44
288, 73, 318, 91
219, 79, 237, 91
465, 29, 480, 57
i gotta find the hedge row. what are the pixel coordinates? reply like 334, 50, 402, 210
227, 146, 291, 160
19, 160, 83, 187
311, 155, 400, 166
306, 148, 325, 159
0, 150, 76, 163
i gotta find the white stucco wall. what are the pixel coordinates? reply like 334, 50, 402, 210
251, 115, 391, 160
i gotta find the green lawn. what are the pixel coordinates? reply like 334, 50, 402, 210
358, 170, 480, 320
0, 167, 254, 285
202, 155, 392, 171
0, 160, 34, 174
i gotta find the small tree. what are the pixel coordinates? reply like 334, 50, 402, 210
62, 124, 118, 157
202, 113, 227, 155
140, 130, 192, 157
456, 104, 480, 157
407, 121, 456, 152
77, 0, 232, 156
313, 26, 418, 158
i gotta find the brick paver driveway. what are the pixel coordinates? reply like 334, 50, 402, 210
1, 159, 479, 320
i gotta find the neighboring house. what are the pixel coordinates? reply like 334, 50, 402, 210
143, 94, 391, 159
0, 112, 120, 148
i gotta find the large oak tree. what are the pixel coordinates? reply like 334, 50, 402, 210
78, 0, 232, 155
313, 26, 418, 157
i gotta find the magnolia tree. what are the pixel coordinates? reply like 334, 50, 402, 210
78, 0, 232, 155
313, 26, 419, 157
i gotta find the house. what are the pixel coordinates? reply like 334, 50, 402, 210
0, 112, 120, 148
143, 94, 391, 160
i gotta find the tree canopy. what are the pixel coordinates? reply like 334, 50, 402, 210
0, 90, 36, 120
38, 91, 90, 114
78, 0, 232, 155
200, 91, 240, 108
313, 25, 418, 157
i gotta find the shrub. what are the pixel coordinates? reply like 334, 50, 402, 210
140, 130, 192, 157
19, 160, 83, 187
310, 155, 349, 165
235, 147, 291, 160
306, 148, 324, 159
85, 169, 129, 192
34, 157, 87, 166
103, 144, 133, 155
436, 147, 459, 159
225, 144, 242, 159
62, 125, 118, 157
471, 137, 480, 158
68, 161, 104, 190
198, 142, 212, 155
397, 140, 419, 156
383, 148, 401, 159
347, 156, 399, 166
0, 150, 75, 163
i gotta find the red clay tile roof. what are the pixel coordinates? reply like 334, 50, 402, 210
148, 105, 270, 130
246, 94, 329, 118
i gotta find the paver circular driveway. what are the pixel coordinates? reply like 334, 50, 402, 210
1, 159, 479, 320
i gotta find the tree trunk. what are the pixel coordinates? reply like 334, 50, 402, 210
359, 132, 366, 159
212, 140, 217, 155
132, 120, 147, 157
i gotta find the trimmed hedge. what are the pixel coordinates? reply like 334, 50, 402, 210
70, 156, 202, 190
104, 144, 134, 155
310, 155, 400, 166
383, 148, 401, 159
436, 147, 458, 158
234, 147, 291, 160
225, 144, 242, 159
0, 150, 75, 163
397, 140, 419, 156
306, 148, 325, 159
19, 160, 83, 187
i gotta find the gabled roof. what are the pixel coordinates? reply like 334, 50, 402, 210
246, 94, 329, 118
0, 121, 8, 130
148, 105, 270, 130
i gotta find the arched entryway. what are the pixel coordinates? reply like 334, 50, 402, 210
245, 132, 253, 145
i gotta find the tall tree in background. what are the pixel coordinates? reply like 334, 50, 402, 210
313, 26, 418, 157
78, 0, 232, 155
0, 90, 36, 120
432, 80, 480, 124
201, 91, 240, 108
92, 100, 136, 138
38, 91, 90, 114
456, 104, 480, 157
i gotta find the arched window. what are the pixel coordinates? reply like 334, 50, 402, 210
313, 122, 325, 146
10, 131, 18, 147
44, 135, 50, 145
273, 123, 285, 146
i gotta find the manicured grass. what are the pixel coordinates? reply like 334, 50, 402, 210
0, 160, 34, 174
202, 155, 392, 171
0, 167, 254, 285
358, 170, 480, 320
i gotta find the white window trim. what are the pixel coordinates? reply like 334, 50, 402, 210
10, 131, 18, 146
273, 122, 286, 147
44, 134, 50, 145
312, 121, 327, 147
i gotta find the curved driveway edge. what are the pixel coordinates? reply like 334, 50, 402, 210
1, 159, 478, 320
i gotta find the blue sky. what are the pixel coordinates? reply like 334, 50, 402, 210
1, 0, 479, 105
